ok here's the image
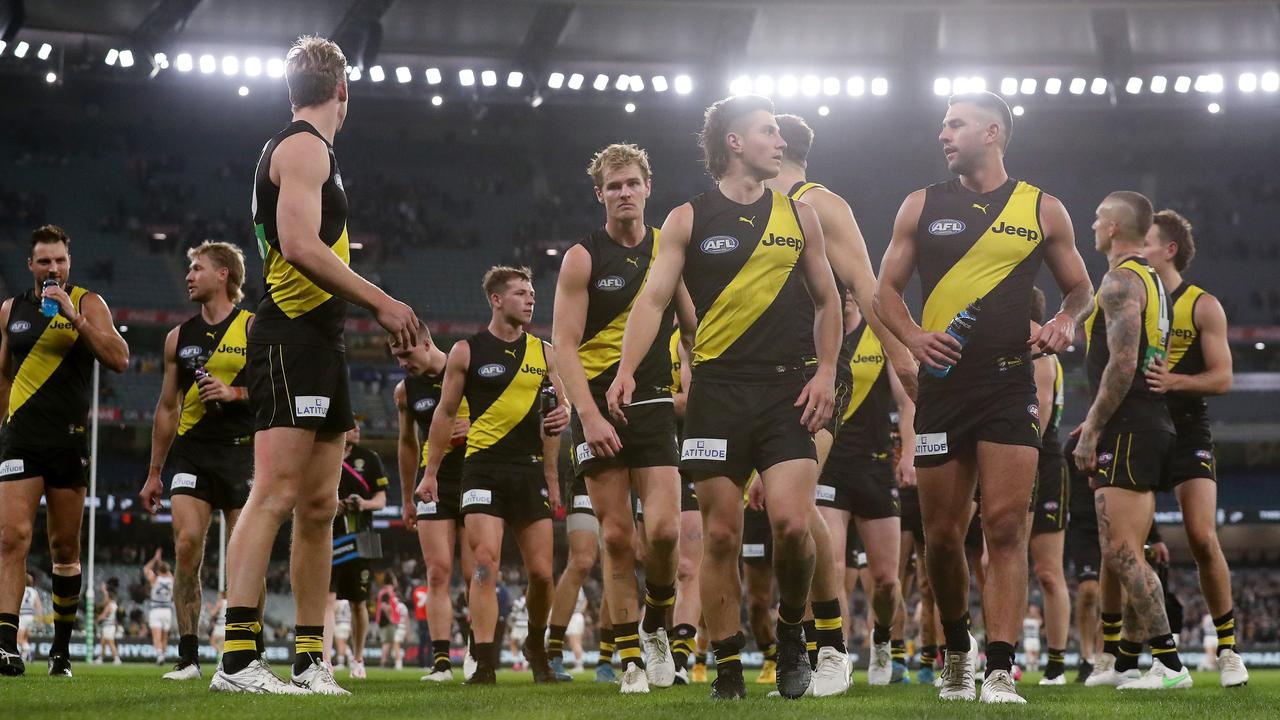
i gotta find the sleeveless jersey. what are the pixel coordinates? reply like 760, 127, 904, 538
916, 178, 1045, 388
20, 586, 38, 616
1023, 617, 1042, 641
1166, 283, 1210, 422
840, 320, 893, 458
405, 371, 467, 477
463, 330, 548, 467
3, 285, 94, 447
1084, 256, 1173, 433
575, 226, 674, 403
1040, 354, 1066, 456
334, 599, 351, 625
150, 575, 175, 609
788, 181, 857, 384
174, 308, 254, 443
101, 599, 118, 628
250, 120, 350, 350
684, 188, 809, 382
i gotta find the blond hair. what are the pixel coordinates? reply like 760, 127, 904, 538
188, 241, 246, 303
285, 36, 347, 109
587, 143, 652, 187
482, 266, 533, 298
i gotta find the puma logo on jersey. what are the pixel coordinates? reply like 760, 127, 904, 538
625, 257, 639, 266
504, 349, 517, 358
206, 331, 217, 339
738, 216, 756, 227
972, 202, 990, 214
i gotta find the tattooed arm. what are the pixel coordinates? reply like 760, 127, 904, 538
1073, 269, 1142, 473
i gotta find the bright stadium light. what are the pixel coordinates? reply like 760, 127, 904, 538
801, 74, 820, 97
431, 95, 443, 106
45, 71, 57, 84
593, 73, 609, 91
823, 76, 839, 96
119, 49, 135, 68
651, 75, 668, 92
624, 102, 636, 113
459, 68, 475, 86
1001, 77, 1018, 95
847, 76, 864, 96
425, 67, 442, 84
222, 55, 239, 76
871, 77, 888, 96
531, 94, 544, 108
1239, 72, 1258, 93
154, 52, 169, 69
1149, 75, 1167, 93
567, 73, 584, 90
1195, 73, 1223, 93
755, 75, 774, 96
969, 76, 986, 92
1069, 78, 1086, 94
347, 65, 361, 81
244, 57, 261, 77
1092, 77, 1108, 94
952, 77, 970, 94
37, 43, 52, 61
369, 65, 385, 82
629, 75, 644, 91
105, 48, 119, 66
13, 41, 28, 58
1207, 102, 1221, 114
1012, 105, 1024, 116
817, 105, 830, 116
1045, 77, 1062, 94
547, 72, 564, 89
614, 74, 629, 91
1020, 78, 1037, 94
508, 71, 524, 88
1174, 75, 1192, 93
481, 70, 497, 86
176, 53, 193, 72
199, 54, 216, 74
730, 75, 752, 95
778, 74, 798, 97
393, 66, 408, 83
0, 41, 7, 55
1262, 72, 1280, 92
933, 77, 951, 96
1125, 77, 1142, 94
238, 85, 249, 97
674, 74, 692, 94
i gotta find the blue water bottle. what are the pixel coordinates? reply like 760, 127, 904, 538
41, 278, 59, 318
924, 299, 982, 378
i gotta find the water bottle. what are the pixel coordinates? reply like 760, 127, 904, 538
923, 299, 982, 378
41, 278, 59, 318
538, 379, 558, 417
194, 366, 222, 414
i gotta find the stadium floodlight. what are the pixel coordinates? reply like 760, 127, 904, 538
431, 95, 443, 106
567, 73, 584, 90
755, 75, 774, 96
1068, 78, 1086, 94
547, 72, 564, 89
615, 74, 630, 91
1001, 77, 1018, 95
508, 71, 524, 88
531, 94, 544, 108
45, 71, 57, 84
0, 41, 6, 56
630, 75, 644, 91
1020, 78, 1037, 95
238, 86, 249, 97
395, 66, 411, 83
120, 49, 135, 68
651, 75, 668, 92
1256, 342, 1266, 350
1149, 75, 1167, 93
1092, 78, 1108, 95
199, 54, 216, 74
1125, 77, 1142, 94
817, 105, 830, 117
481, 70, 497, 86
730, 75, 752, 95
347, 65, 361, 82
13, 41, 28, 58
267, 58, 284, 78
425, 67, 442, 84
1238, 72, 1258, 93
176, 53, 193, 72
625, 102, 636, 113
778, 74, 798, 97
1044, 77, 1062, 94
1174, 75, 1191, 93
1012, 105, 1025, 116
369, 65, 386, 82
674, 74, 692, 94
1262, 71, 1280, 92
952, 77, 970, 94
154, 52, 169, 69
871, 77, 888, 96
933, 77, 951, 96
1195, 73, 1223, 93
847, 76, 864, 96
1207, 102, 1221, 114
823, 76, 839, 96
222, 55, 239, 76
458, 68, 474, 86
801, 74, 820, 97
593, 73, 609, 91
244, 57, 261, 77
969, 76, 986, 92
105, 48, 119, 66
37, 43, 52, 61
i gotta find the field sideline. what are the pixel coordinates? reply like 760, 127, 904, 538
4, 664, 1279, 719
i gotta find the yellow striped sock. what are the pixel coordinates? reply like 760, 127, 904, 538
224, 639, 258, 653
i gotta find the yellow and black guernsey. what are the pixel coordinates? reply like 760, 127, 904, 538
1041, 355, 1066, 456
575, 226, 674, 403
3, 285, 94, 447
405, 371, 468, 478
463, 330, 548, 467
917, 178, 1046, 387
684, 188, 808, 382
250, 120, 350, 350
835, 320, 892, 459
1165, 283, 1210, 423
1084, 256, 1174, 433
174, 309, 253, 444
787, 181, 856, 386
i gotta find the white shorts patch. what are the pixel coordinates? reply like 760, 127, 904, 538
681, 438, 728, 461
462, 489, 492, 507
572, 494, 593, 510
575, 443, 595, 465
815, 484, 836, 502
171, 473, 198, 490
295, 395, 331, 418
148, 607, 174, 631
417, 501, 438, 515
0, 459, 25, 476
742, 543, 766, 559
915, 432, 949, 457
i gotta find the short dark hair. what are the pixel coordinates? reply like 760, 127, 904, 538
776, 114, 814, 167
30, 224, 70, 253
948, 91, 1013, 150
1152, 209, 1196, 272
699, 94, 775, 180
1031, 287, 1046, 323
1106, 190, 1154, 239
482, 265, 533, 297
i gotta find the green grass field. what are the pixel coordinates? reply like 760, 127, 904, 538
4, 664, 1278, 719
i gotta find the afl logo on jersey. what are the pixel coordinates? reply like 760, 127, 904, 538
928, 219, 966, 236
700, 236, 739, 254
333, 172, 344, 191
179, 345, 204, 360
478, 363, 506, 378
8, 321, 30, 333
595, 275, 626, 291
413, 398, 437, 412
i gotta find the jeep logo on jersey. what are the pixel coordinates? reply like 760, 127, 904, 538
761, 233, 804, 250
521, 363, 547, 376
179, 345, 203, 359
413, 398, 437, 412
991, 221, 1040, 242
928, 219, 965, 236
216, 343, 247, 356
8, 321, 30, 333
1170, 327, 1195, 339
853, 353, 885, 365
477, 363, 506, 378
595, 275, 626, 291
700, 235, 739, 254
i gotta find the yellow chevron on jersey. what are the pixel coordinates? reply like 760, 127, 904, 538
1167, 284, 1205, 370
668, 329, 681, 393
790, 182, 826, 201
177, 310, 251, 436
579, 229, 661, 380
421, 397, 469, 467
466, 334, 546, 457
1084, 258, 1170, 364
263, 225, 350, 318
694, 192, 804, 366
843, 326, 886, 422
922, 181, 1043, 333
9, 286, 88, 415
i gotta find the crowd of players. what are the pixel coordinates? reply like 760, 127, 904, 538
0, 34, 1252, 703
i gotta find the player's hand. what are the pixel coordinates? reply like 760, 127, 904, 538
451, 419, 471, 445
139, 474, 164, 514
605, 373, 636, 425
1029, 312, 1075, 355
1070, 422, 1101, 474
747, 475, 765, 511
1149, 541, 1170, 565
415, 473, 439, 504
906, 329, 962, 371
896, 453, 917, 488
196, 374, 238, 403
376, 297, 421, 351
345, 493, 363, 511
401, 503, 417, 531
796, 368, 835, 433
541, 404, 570, 437
1143, 354, 1178, 394
545, 474, 562, 512
581, 409, 622, 460
42, 282, 77, 320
